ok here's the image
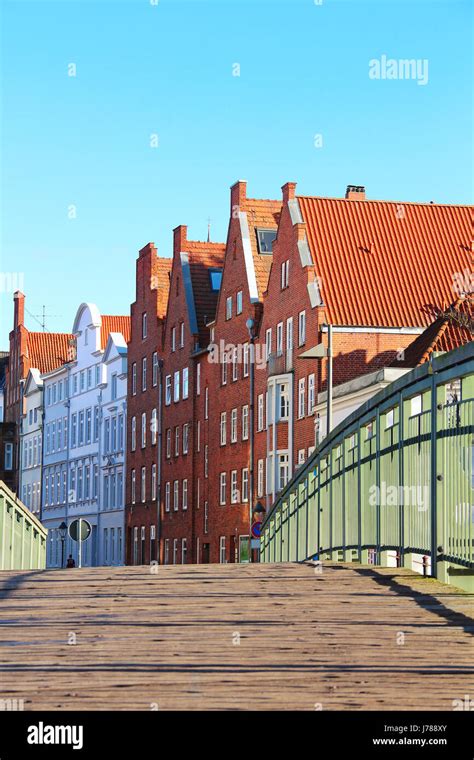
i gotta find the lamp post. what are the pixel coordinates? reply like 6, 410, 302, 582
58, 521, 67, 568
246, 317, 255, 562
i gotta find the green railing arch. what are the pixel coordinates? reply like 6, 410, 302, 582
260, 343, 474, 591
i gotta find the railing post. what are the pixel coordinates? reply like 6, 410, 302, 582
430, 371, 438, 579
357, 424, 362, 564
376, 405, 381, 565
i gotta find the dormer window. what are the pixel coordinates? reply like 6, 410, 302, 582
256, 229, 277, 254
209, 269, 223, 291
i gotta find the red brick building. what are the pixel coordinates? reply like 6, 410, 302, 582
160, 226, 225, 565
125, 181, 471, 564
125, 244, 172, 565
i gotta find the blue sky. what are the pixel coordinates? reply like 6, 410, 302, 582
1, 0, 472, 346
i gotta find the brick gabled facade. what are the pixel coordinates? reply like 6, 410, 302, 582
204, 181, 281, 563
125, 243, 171, 565
159, 226, 225, 565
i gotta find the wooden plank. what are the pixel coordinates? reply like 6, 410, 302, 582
0, 562, 472, 710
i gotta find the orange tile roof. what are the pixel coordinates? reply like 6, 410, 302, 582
100, 316, 131, 349
244, 198, 281, 298
184, 240, 226, 347
298, 196, 472, 327
27, 332, 75, 374
395, 294, 473, 367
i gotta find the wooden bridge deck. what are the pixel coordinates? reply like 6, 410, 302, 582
0, 562, 472, 710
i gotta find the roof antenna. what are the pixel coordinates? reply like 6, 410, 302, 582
207, 216, 211, 243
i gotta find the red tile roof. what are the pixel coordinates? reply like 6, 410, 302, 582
184, 240, 226, 347
27, 332, 75, 374
298, 196, 472, 327
395, 294, 473, 367
244, 198, 281, 298
100, 316, 131, 349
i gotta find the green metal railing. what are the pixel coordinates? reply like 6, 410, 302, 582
261, 344, 474, 591
0, 481, 47, 570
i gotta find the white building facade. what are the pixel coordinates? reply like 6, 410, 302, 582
42, 303, 129, 567
19, 368, 44, 518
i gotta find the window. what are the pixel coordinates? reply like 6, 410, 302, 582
151, 464, 157, 501
281, 260, 289, 289
164, 539, 170, 564
297, 449, 306, 467
231, 408, 237, 443
204, 445, 208, 478
257, 459, 264, 498
183, 423, 189, 454
80, 371, 86, 392
226, 296, 232, 320
298, 310, 306, 346
173, 480, 179, 511
277, 322, 283, 355
152, 352, 158, 386
231, 470, 238, 503
266, 328, 272, 362
174, 426, 180, 456
308, 374, 315, 414
204, 501, 209, 534
219, 536, 226, 563
257, 394, 264, 431
221, 353, 228, 385
236, 290, 243, 314
104, 418, 110, 453
256, 229, 276, 254
220, 412, 227, 445
111, 372, 118, 400
205, 387, 209, 419
278, 383, 289, 420
131, 416, 136, 451
278, 453, 289, 490
182, 367, 189, 399
165, 482, 170, 512
4, 443, 13, 470
181, 538, 187, 564
243, 343, 249, 377
171, 326, 176, 352
242, 468, 249, 502
298, 377, 306, 418
165, 375, 172, 405
86, 408, 92, 443
142, 357, 147, 392
94, 406, 99, 441
142, 312, 147, 339
180, 322, 184, 348
242, 405, 249, 440
141, 467, 146, 503
232, 347, 238, 381
209, 269, 223, 291
182, 479, 188, 510
386, 409, 395, 428
132, 363, 137, 395
173, 538, 179, 565
151, 408, 157, 445
196, 363, 201, 395
196, 420, 200, 452
78, 411, 85, 445
219, 472, 226, 505
141, 412, 146, 448
166, 429, 171, 458
174, 371, 180, 402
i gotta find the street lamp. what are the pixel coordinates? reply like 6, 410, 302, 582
58, 521, 67, 568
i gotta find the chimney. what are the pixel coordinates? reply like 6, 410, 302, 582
345, 185, 366, 200
282, 182, 297, 203
13, 291, 25, 328
173, 225, 188, 257
230, 180, 247, 216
